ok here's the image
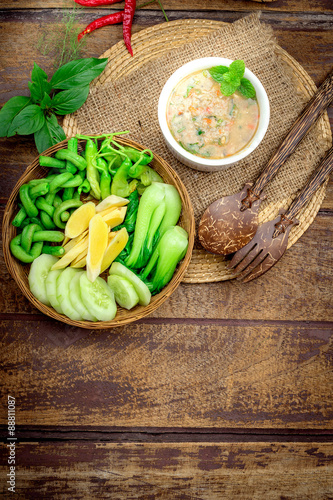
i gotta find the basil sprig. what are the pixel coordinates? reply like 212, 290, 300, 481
209, 60, 256, 99
0, 58, 108, 153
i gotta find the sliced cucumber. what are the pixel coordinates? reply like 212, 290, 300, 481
69, 272, 98, 322
107, 275, 139, 310
57, 267, 83, 321
109, 262, 151, 306
28, 254, 59, 306
45, 269, 64, 314
80, 272, 117, 322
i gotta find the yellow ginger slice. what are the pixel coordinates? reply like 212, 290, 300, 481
71, 233, 117, 269
65, 202, 96, 239
95, 195, 129, 213
62, 229, 88, 254
86, 214, 109, 282
101, 206, 127, 228
52, 234, 89, 270
100, 228, 129, 273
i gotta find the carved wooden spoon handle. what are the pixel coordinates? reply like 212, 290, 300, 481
252, 69, 333, 197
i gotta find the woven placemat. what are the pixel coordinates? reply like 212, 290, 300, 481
63, 15, 332, 283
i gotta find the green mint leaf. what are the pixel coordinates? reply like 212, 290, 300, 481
40, 92, 52, 110
229, 60, 245, 79
28, 62, 52, 103
50, 85, 89, 115
209, 65, 229, 83
34, 114, 66, 153
7, 104, 45, 137
238, 77, 256, 99
223, 72, 241, 88
0, 96, 31, 137
220, 80, 239, 97
50, 57, 108, 90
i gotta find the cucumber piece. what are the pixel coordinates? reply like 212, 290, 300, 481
80, 272, 117, 322
45, 269, 64, 314
69, 272, 98, 322
57, 267, 83, 321
109, 262, 151, 306
107, 275, 139, 310
28, 254, 58, 306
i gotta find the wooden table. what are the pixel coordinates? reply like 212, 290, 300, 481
1, 1, 333, 497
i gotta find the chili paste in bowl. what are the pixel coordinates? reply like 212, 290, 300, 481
158, 58, 270, 172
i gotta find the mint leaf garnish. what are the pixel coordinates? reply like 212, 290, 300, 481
220, 80, 239, 97
238, 78, 256, 99
209, 65, 229, 83
229, 60, 245, 79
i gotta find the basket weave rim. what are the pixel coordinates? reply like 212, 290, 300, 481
2, 136, 195, 329
62, 18, 332, 284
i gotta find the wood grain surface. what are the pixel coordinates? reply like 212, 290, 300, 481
1, 0, 332, 497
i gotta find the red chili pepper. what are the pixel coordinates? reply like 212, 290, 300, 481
77, 11, 124, 41
74, 0, 122, 6
123, 0, 136, 56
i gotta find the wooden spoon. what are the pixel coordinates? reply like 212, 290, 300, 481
198, 70, 333, 255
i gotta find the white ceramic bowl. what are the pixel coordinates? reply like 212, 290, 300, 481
158, 57, 270, 172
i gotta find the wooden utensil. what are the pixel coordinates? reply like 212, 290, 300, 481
227, 145, 333, 282
198, 69, 333, 256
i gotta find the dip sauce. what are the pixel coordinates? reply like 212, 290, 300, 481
166, 69, 259, 159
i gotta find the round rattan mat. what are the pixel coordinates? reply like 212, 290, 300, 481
63, 19, 332, 284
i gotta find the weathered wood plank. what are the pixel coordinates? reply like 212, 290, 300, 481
1, 0, 333, 12
1, 319, 332, 428
1, 210, 332, 321
1, 442, 333, 498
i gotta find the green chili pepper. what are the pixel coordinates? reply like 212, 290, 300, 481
35, 197, 55, 218
39, 156, 66, 169
45, 192, 56, 206
53, 194, 62, 208
28, 178, 50, 186
10, 234, 43, 263
42, 245, 65, 257
60, 211, 70, 222
19, 184, 38, 218
21, 223, 43, 253
140, 166, 164, 186
96, 157, 111, 200
12, 207, 27, 228
65, 162, 77, 175
111, 157, 138, 198
29, 182, 50, 200
78, 179, 90, 195
53, 198, 83, 229
124, 147, 153, 166
32, 230, 65, 243
85, 139, 101, 200
62, 187, 75, 201
55, 149, 87, 171
62, 174, 82, 189
73, 190, 81, 200
49, 172, 73, 193
40, 211, 56, 230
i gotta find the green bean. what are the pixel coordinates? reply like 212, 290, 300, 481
12, 207, 27, 228
39, 155, 67, 169
32, 230, 64, 243
10, 234, 43, 263
29, 182, 50, 200
35, 197, 55, 218
21, 223, 43, 253
53, 198, 83, 229
66, 137, 79, 174
60, 211, 70, 222
55, 149, 87, 171
49, 172, 73, 193
62, 187, 75, 201
40, 211, 56, 230
53, 194, 62, 208
19, 184, 38, 218
45, 192, 56, 206
62, 175, 83, 189
42, 245, 65, 257
73, 189, 81, 200
28, 178, 49, 186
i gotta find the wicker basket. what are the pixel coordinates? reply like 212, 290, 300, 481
2, 136, 195, 329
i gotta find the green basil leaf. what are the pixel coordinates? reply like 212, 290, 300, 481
238, 78, 256, 99
40, 92, 52, 110
208, 66, 229, 83
34, 114, 66, 153
50, 85, 90, 115
0, 96, 31, 137
7, 105, 45, 137
28, 62, 52, 103
220, 80, 239, 97
50, 58, 108, 90
229, 60, 245, 79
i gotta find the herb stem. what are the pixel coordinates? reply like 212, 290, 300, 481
157, 0, 169, 21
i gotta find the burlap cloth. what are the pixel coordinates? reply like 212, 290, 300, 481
63, 14, 332, 283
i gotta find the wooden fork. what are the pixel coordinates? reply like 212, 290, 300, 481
228, 145, 333, 283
